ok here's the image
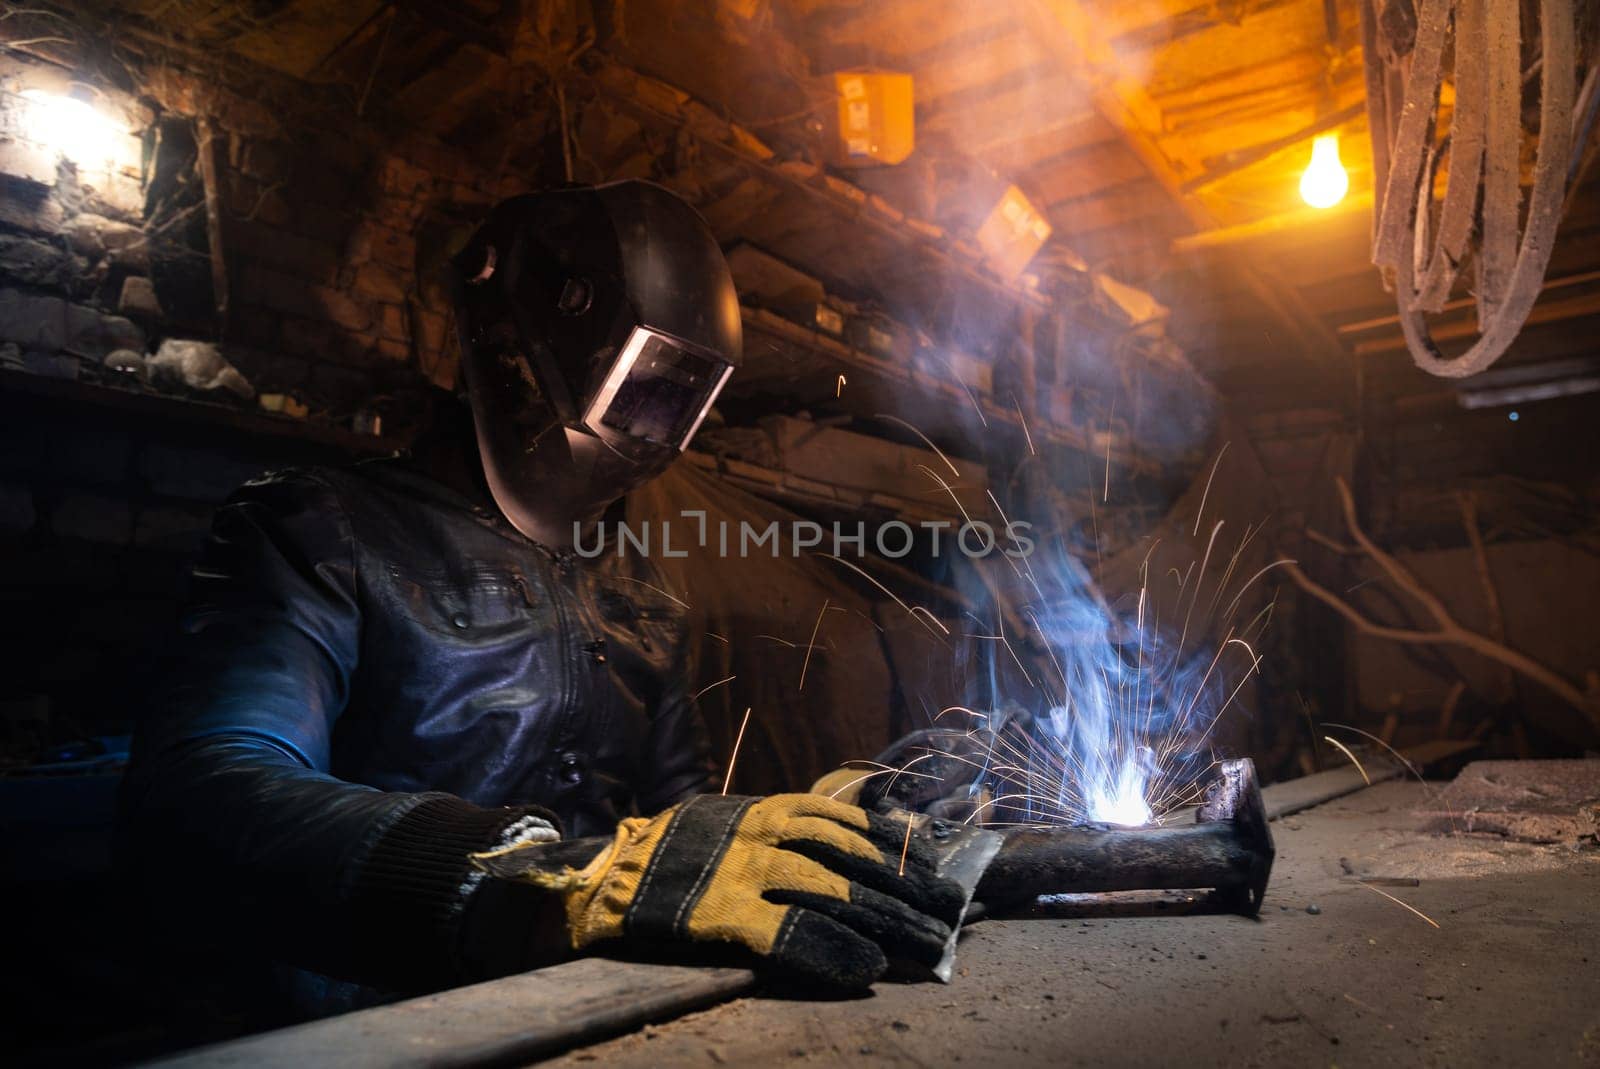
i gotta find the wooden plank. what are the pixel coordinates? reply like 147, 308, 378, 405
1337, 270, 1600, 336
1099, 0, 1214, 40
1153, 48, 1341, 122
0, 368, 396, 456
909, 30, 1045, 105
1043, 179, 1176, 233
1262, 740, 1479, 819
819, 0, 1009, 58
146, 959, 756, 1069
1181, 102, 1366, 193
1068, 222, 1185, 279
965, 111, 1113, 173
1027, 141, 1152, 203
1169, 192, 1375, 254
1143, 1, 1335, 97
226, 0, 387, 78
919, 72, 1086, 146
1353, 290, 1600, 356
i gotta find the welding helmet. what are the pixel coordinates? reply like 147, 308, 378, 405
451, 180, 741, 545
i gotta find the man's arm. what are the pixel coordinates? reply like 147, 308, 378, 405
635, 612, 718, 813
119, 471, 554, 991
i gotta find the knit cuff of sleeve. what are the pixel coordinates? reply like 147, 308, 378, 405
350, 794, 560, 990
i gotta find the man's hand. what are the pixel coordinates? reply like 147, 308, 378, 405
471, 793, 965, 990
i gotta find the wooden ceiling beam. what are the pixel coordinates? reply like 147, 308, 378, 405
1043, 179, 1176, 232
581, 58, 1053, 315
1169, 192, 1374, 253
395, 0, 511, 56
1027, 0, 1351, 383
1025, 141, 1151, 201
966, 110, 1111, 173
1345, 274, 1600, 344
1182, 101, 1365, 192
909, 31, 1045, 107
1142, 0, 1342, 97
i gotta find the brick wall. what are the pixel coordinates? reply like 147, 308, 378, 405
0, 44, 536, 759
0, 46, 522, 419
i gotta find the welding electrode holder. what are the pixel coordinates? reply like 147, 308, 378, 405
972, 758, 1276, 916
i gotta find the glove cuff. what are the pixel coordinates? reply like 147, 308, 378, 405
351, 794, 559, 989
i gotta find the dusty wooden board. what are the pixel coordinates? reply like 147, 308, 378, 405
145, 959, 756, 1069
1261, 739, 1478, 820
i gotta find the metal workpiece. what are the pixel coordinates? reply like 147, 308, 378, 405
974, 758, 1276, 915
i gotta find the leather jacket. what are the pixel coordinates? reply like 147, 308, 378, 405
119, 449, 714, 990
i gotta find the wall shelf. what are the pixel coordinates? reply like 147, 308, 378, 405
0, 369, 397, 457
731, 305, 1166, 479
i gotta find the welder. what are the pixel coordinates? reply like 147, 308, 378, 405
119, 181, 962, 1016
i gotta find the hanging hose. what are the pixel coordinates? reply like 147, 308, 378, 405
1365, 0, 1583, 378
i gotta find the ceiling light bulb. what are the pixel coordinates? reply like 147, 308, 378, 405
1299, 133, 1349, 209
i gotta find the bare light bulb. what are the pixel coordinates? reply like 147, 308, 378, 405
1299, 132, 1349, 209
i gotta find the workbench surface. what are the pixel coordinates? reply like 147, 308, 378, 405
543, 782, 1599, 1068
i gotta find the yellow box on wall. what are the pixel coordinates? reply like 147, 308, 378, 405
825, 70, 914, 166
975, 184, 1052, 281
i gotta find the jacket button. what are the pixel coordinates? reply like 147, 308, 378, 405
559, 751, 585, 785
451, 613, 469, 629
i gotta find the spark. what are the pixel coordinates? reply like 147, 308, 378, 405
1220, 559, 1298, 624
1358, 881, 1441, 929
964, 632, 1035, 688
963, 383, 989, 425
822, 760, 940, 800
799, 411, 1275, 833
1320, 723, 1421, 780
821, 553, 950, 641
1103, 426, 1112, 502
875, 413, 961, 478
692, 675, 737, 702
1192, 442, 1230, 537
705, 631, 730, 645
1322, 721, 1461, 834
1011, 393, 1037, 455
1323, 735, 1370, 784
917, 464, 979, 528
898, 809, 914, 876
798, 598, 829, 692
920, 349, 988, 426
987, 489, 1040, 589
721, 706, 753, 795
836, 373, 846, 396
934, 705, 989, 723
608, 575, 690, 610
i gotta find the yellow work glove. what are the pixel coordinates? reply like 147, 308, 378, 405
472, 793, 964, 990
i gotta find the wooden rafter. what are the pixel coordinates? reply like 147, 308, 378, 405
1026, 0, 1352, 381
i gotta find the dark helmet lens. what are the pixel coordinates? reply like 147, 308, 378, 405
592, 330, 730, 448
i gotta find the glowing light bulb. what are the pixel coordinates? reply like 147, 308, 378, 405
1299, 132, 1349, 209
19, 88, 123, 170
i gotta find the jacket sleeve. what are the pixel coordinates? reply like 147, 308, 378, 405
635, 611, 717, 814
119, 470, 550, 991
